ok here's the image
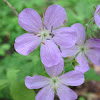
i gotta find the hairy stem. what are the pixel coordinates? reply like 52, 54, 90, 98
4, 0, 19, 17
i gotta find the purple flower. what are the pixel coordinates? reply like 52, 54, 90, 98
61, 23, 100, 73
25, 58, 84, 100
94, 5, 100, 28
14, 4, 77, 67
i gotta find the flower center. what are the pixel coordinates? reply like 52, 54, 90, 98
78, 45, 88, 53
37, 25, 54, 42
50, 77, 60, 90
40, 29, 51, 40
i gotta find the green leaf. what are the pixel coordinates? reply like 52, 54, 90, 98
7, 68, 19, 83
0, 49, 5, 56
0, 79, 8, 90
10, 82, 35, 100
64, 58, 75, 73
74, 1, 93, 21
78, 97, 85, 100
85, 67, 100, 81
1, 44, 10, 50
0, 44, 10, 56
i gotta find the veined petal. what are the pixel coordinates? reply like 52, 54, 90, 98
36, 85, 54, 100
85, 39, 100, 48
59, 70, 84, 86
52, 27, 77, 47
71, 23, 86, 45
57, 84, 78, 100
25, 75, 50, 89
94, 5, 100, 28
14, 33, 41, 56
40, 40, 62, 67
45, 58, 64, 77
44, 4, 66, 30
86, 48, 100, 66
75, 53, 90, 73
18, 8, 43, 33
61, 45, 79, 57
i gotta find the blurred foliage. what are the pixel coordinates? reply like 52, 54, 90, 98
85, 67, 100, 81
78, 97, 85, 100
0, 0, 100, 100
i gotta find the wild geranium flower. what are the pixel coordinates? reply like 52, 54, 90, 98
94, 5, 100, 28
25, 58, 84, 100
61, 23, 100, 73
14, 4, 77, 67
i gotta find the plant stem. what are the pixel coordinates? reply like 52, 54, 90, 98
4, 0, 18, 17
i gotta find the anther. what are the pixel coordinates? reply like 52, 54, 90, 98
52, 34, 54, 38
49, 33, 52, 35
42, 22, 45, 26
46, 39, 50, 40
51, 26, 53, 32
41, 42, 45, 45
34, 33, 37, 35
37, 35, 41, 37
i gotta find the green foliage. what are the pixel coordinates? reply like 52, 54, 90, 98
0, 79, 8, 90
78, 97, 85, 100
10, 82, 35, 100
63, 57, 79, 73
85, 67, 100, 81
7, 68, 19, 83
0, 44, 10, 56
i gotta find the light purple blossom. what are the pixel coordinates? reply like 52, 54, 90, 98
25, 58, 84, 100
94, 5, 100, 28
61, 23, 100, 73
14, 4, 77, 67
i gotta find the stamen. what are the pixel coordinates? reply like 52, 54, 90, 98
51, 26, 53, 32
49, 33, 54, 38
41, 42, 45, 45
42, 22, 48, 30
52, 34, 54, 38
39, 28, 42, 30
90, 47, 95, 49
34, 33, 38, 35
97, 9, 100, 16
44, 26, 48, 30
37, 35, 41, 37
46, 39, 50, 40
49, 33, 52, 35
42, 22, 45, 26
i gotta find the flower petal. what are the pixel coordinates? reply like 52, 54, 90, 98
86, 48, 100, 66
61, 45, 79, 57
94, 5, 100, 28
45, 58, 64, 77
25, 75, 50, 89
44, 4, 66, 30
18, 8, 43, 33
75, 53, 90, 73
40, 40, 62, 67
52, 27, 77, 47
85, 39, 100, 48
57, 84, 78, 100
59, 70, 84, 86
36, 85, 54, 100
71, 23, 86, 45
14, 33, 41, 56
